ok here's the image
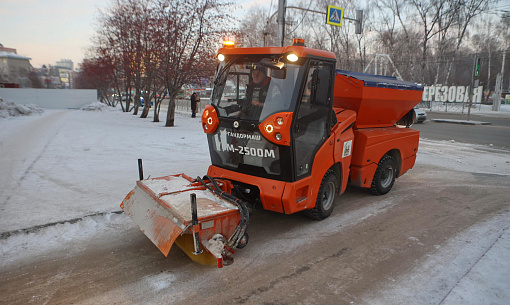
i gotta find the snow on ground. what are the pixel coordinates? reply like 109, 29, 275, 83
0, 100, 509, 303
364, 210, 510, 305
423, 102, 510, 116
0, 96, 44, 118
417, 139, 510, 176
0, 103, 211, 268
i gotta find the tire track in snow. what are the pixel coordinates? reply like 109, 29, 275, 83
0, 210, 124, 240
0, 111, 68, 209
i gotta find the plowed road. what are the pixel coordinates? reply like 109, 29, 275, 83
1, 163, 509, 304
1, 110, 509, 304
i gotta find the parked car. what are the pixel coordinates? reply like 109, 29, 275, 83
414, 106, 427, 123
139, 97, 153, 107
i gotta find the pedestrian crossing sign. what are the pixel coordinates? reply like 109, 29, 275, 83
326, 5, 344, 27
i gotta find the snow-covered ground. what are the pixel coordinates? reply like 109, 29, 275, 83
422, 101, 510, 117
0, 98, 509, 304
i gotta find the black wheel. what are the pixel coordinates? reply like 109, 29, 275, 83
370, 155, 397, 195
305, 171, 338, 220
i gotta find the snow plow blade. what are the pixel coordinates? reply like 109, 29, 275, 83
121, 174, 247, 267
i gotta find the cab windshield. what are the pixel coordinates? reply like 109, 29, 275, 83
211, 56, 300, 121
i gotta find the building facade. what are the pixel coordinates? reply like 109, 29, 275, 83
0, 44, 31, 88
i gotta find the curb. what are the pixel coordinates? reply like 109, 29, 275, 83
432, 119, 492, 125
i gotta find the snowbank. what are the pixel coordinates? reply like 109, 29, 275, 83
80, 101, 109, 111
0, 96, 44, 118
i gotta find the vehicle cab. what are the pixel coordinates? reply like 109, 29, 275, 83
203, 39, 338, 183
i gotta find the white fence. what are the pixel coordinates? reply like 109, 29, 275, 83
174, 98, 209, 113
0, 88, 97, 109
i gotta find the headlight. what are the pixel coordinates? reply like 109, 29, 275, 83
287, 53, 299, 62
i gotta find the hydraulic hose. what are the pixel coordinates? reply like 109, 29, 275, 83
196, 176, 249, 249
203, 175, 249, 248
198, 175, 248, 248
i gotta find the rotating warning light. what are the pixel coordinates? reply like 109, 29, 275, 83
286, 53, 299, 62
223, 40, 235, 48
217, 54, 225, 61
292, 38, 305, 46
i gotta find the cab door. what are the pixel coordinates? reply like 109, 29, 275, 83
292, 60, 334, 180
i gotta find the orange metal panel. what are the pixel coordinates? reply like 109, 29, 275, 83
217, 45, 336, 61
400, 153, 418, 176
281, 176, 313, 214
333, 74, 423, 128
121, 187, 184, 256
350, 127, 419, 188
284, 133, 336, 214
349, 163, 378, 188
207, 166, 287, 213
121, 174, 240, 258
332, 108, 357, 194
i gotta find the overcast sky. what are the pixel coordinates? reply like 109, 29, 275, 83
0, 0, 272, 69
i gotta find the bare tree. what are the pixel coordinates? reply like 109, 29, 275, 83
373, 0, 421, 79
79, 58, 116, 106
156, 0, 233, 127
239, 7, 271, 47
443, 0, 497, 84
410, 0, 450, 84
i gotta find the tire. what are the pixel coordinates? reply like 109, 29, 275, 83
370, 155, 397, 195
305, 170, 338, 220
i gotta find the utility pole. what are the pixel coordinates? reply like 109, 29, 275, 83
268, 2, 362, 47
277, 0, 286, 47
467, 54, 480, 121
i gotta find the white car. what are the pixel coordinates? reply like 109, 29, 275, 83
414, 106, 427, 123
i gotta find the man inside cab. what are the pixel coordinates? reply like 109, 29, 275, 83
243, 64, 271, 119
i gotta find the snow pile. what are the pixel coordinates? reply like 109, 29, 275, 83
80, 101, 109, 111
0, 97, 44, 118
0, 212, 129, 268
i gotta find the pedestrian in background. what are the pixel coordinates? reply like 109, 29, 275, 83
190, 92, 200, 118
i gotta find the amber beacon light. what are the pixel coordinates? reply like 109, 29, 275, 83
223, 40, 235, 48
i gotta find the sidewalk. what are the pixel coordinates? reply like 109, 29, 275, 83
432, 118, 492, 125
423, 103, 510, 125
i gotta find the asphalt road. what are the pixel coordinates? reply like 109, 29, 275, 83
1, 162, 509, 304
413, 111, 510, 150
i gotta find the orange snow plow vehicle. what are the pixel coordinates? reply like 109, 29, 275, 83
121, 39, 423, 267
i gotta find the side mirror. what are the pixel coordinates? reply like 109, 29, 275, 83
310, 69, 331, 106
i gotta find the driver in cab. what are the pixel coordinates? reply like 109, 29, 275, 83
247, 64, 270, 104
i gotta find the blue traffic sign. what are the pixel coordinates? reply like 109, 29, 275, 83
326, 5, 344, 27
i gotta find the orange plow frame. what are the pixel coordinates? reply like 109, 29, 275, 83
120, 174, 243, 268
